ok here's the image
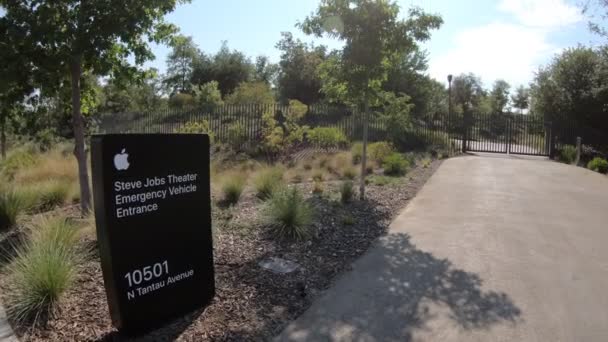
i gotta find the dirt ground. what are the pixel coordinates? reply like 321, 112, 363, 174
1, 160, 442, 342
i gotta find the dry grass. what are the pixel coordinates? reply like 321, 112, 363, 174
13, 150, 78, 185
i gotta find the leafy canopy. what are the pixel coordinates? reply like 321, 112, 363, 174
0, 0, 189, 83
299, 0, 442, 106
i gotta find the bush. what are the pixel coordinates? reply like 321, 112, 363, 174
1, 147, 38, 179
226, 122, 248, 150
263, 187, 313, 240
340, 181, 354, 203
367, 175, 394, 186
220, 174, 246, 205
559, 145, 577, 164
5, 216, 83, 325
383, 153, 410, 176
342, 167, 357, 180
312, 170, 324, 182
368, 142, 395, 164
169, 93, 195, 109
0, 191, 24, 231
351, 141, 395, 165
253, 167, 284, 200
587, 157, 608, 174
175, 120, 215, 143
308, 127, 348, 149
312, 180, 324, 195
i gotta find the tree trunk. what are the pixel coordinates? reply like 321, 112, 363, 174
1, 116, 6, 160
359, 98, 369, 200
70, 56, 92, 215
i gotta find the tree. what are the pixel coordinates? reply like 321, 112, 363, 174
383, 48, 437, 120
194, 81, 223, 110
191, 42, 253, 97
225, 82, 275, 105
99, 69, 167, 113
530, 46, 604, 127
452, 73, 485, 109
165, 35, 201, 94
300, 0, 442, 199
276, 32, 327, 104
583, 0, 608, 39
0, 19, 35, 158
511, 85, 529, 114
253, 56, 279, 86
489, 79, 511, 115
0, 0, 189, 214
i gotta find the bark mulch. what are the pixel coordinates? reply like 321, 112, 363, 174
1, 160, 442, 342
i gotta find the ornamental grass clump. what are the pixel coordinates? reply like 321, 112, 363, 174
253, 167, 284, 200
340, 181, 354, 203
220, 173, 247, 205
5, 216, 84, 326
264, 187, 313, 241
0, 190, 25, 231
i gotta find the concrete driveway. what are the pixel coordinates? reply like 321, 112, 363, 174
276, 154, 608, 342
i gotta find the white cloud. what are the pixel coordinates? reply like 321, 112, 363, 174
499, 0, 582, 28
429, 22, 554, 87
428, 0, 582, 87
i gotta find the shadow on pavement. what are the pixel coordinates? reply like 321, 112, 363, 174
279, 232, 522, 341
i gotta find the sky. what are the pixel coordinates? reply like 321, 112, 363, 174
145, 0, 602, 90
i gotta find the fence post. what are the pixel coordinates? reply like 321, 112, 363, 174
549, 122, 556, 159
462, 104, 469, 153
575, 136, 582, 165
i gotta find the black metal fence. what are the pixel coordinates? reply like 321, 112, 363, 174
96, 104, 389, 143
95, 104, 606, 159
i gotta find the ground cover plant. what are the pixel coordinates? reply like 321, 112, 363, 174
588, 157, 608, 174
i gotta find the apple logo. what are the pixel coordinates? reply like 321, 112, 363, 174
114, 149, 130, 171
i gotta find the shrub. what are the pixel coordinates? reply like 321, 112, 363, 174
559, 145, 577, 164
420, 157, 432, 168
175, 120, 215, 143
308, 127, 348, 149
351, 141, 395, 165
312, 180, 324, 195
312, 170, 324, 182
383, 153, 410, 176
226, 122, 247, 150
342, 167, 357, 180
220, 174, 246, 205
368, 142, 395, 164
367, 175, 393, 186
169, 93, 196, 109
253, 167, 284, 200
340, 181, 354, 203
1, 147, 38, 179
5, 216, 83, 325
264, 187, 313, 240
588, 157, 608, 174
0, 191, 24, 231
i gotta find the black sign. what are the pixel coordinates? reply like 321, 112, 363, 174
91, 134, 214, 335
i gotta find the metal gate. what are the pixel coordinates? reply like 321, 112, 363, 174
463, 113, 552, 156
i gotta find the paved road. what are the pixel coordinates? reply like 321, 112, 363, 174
276, 154, 608, 342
